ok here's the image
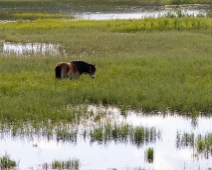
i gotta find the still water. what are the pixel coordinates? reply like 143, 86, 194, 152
78, 4, 209, 20
2, 42, 61, 56
1, 106, 212, 169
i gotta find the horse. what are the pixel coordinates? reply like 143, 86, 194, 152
55, 61, 96, 79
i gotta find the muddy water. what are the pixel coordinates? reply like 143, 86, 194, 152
0, 107, 212, 169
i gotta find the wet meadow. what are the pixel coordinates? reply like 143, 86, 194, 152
1, 0, 212, 169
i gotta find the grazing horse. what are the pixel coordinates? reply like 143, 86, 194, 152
55, 61, 96, 79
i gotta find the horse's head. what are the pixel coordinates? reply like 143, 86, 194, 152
89, 64, 96, 78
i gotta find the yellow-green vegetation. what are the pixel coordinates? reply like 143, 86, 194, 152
89, 124, 160, 146
0, 13, 74, 20
46, 159, 80, 170
145, 148, 154, 163
197, 133, 212, 154
176, 131, 212, 158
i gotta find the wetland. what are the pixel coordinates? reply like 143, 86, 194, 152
1, 0, 212, 169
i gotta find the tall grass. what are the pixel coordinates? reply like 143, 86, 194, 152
47, 159, 80, 170
176, 131, 212, 159
89, 124, 160, 146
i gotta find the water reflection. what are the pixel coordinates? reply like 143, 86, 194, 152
2, 42, 61, 56
1, 107, 212, 169
89, 124, 161, 147
78, 4, 209, 20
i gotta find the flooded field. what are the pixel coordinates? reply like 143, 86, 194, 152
1, 106, 212, 169
1, 3, 212, 170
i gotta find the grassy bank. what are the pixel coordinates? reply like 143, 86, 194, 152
1, 18, 212, 128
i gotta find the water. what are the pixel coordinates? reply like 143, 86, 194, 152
1, 106, 212, 169
77, 4, 209, 20
2, 42, 61, 56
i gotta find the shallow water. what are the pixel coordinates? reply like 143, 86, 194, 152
1, 107, 212, 169
78, 4, 209, 20
2, 42, 61, 56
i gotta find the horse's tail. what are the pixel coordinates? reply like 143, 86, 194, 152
55, 65, 61, 79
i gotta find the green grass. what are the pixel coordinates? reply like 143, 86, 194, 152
0, 13, 74, 20
47, 159, 80, 170
145, 148, 154, 163
89, 124, 160, 146
1, 18, 212, 128
197, 133, 212, 156
0, 153, 17, 169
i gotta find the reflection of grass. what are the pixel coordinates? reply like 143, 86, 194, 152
44, 159, 80, 170
176, 131, 195, 149
89, 124, 160, 147
176, 131, 212, 159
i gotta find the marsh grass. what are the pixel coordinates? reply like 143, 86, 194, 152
89, 124, 160, 146
176, 131, 212, 159
1, 18, 212, 130
0, 153, 17, 169
44, 158, 80, 170
176, 131, 195, 149
197, 133, 212, 158
145, 148, 154, 163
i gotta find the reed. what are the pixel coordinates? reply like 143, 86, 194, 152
89, 124, 160, 146
176, 131, 212, 158
197, 133, 212, 156
0, 153, 17, 169
145, 148, 154, 163
45, 158, 80, 170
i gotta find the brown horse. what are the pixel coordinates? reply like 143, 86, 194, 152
55, 61, 96, 79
